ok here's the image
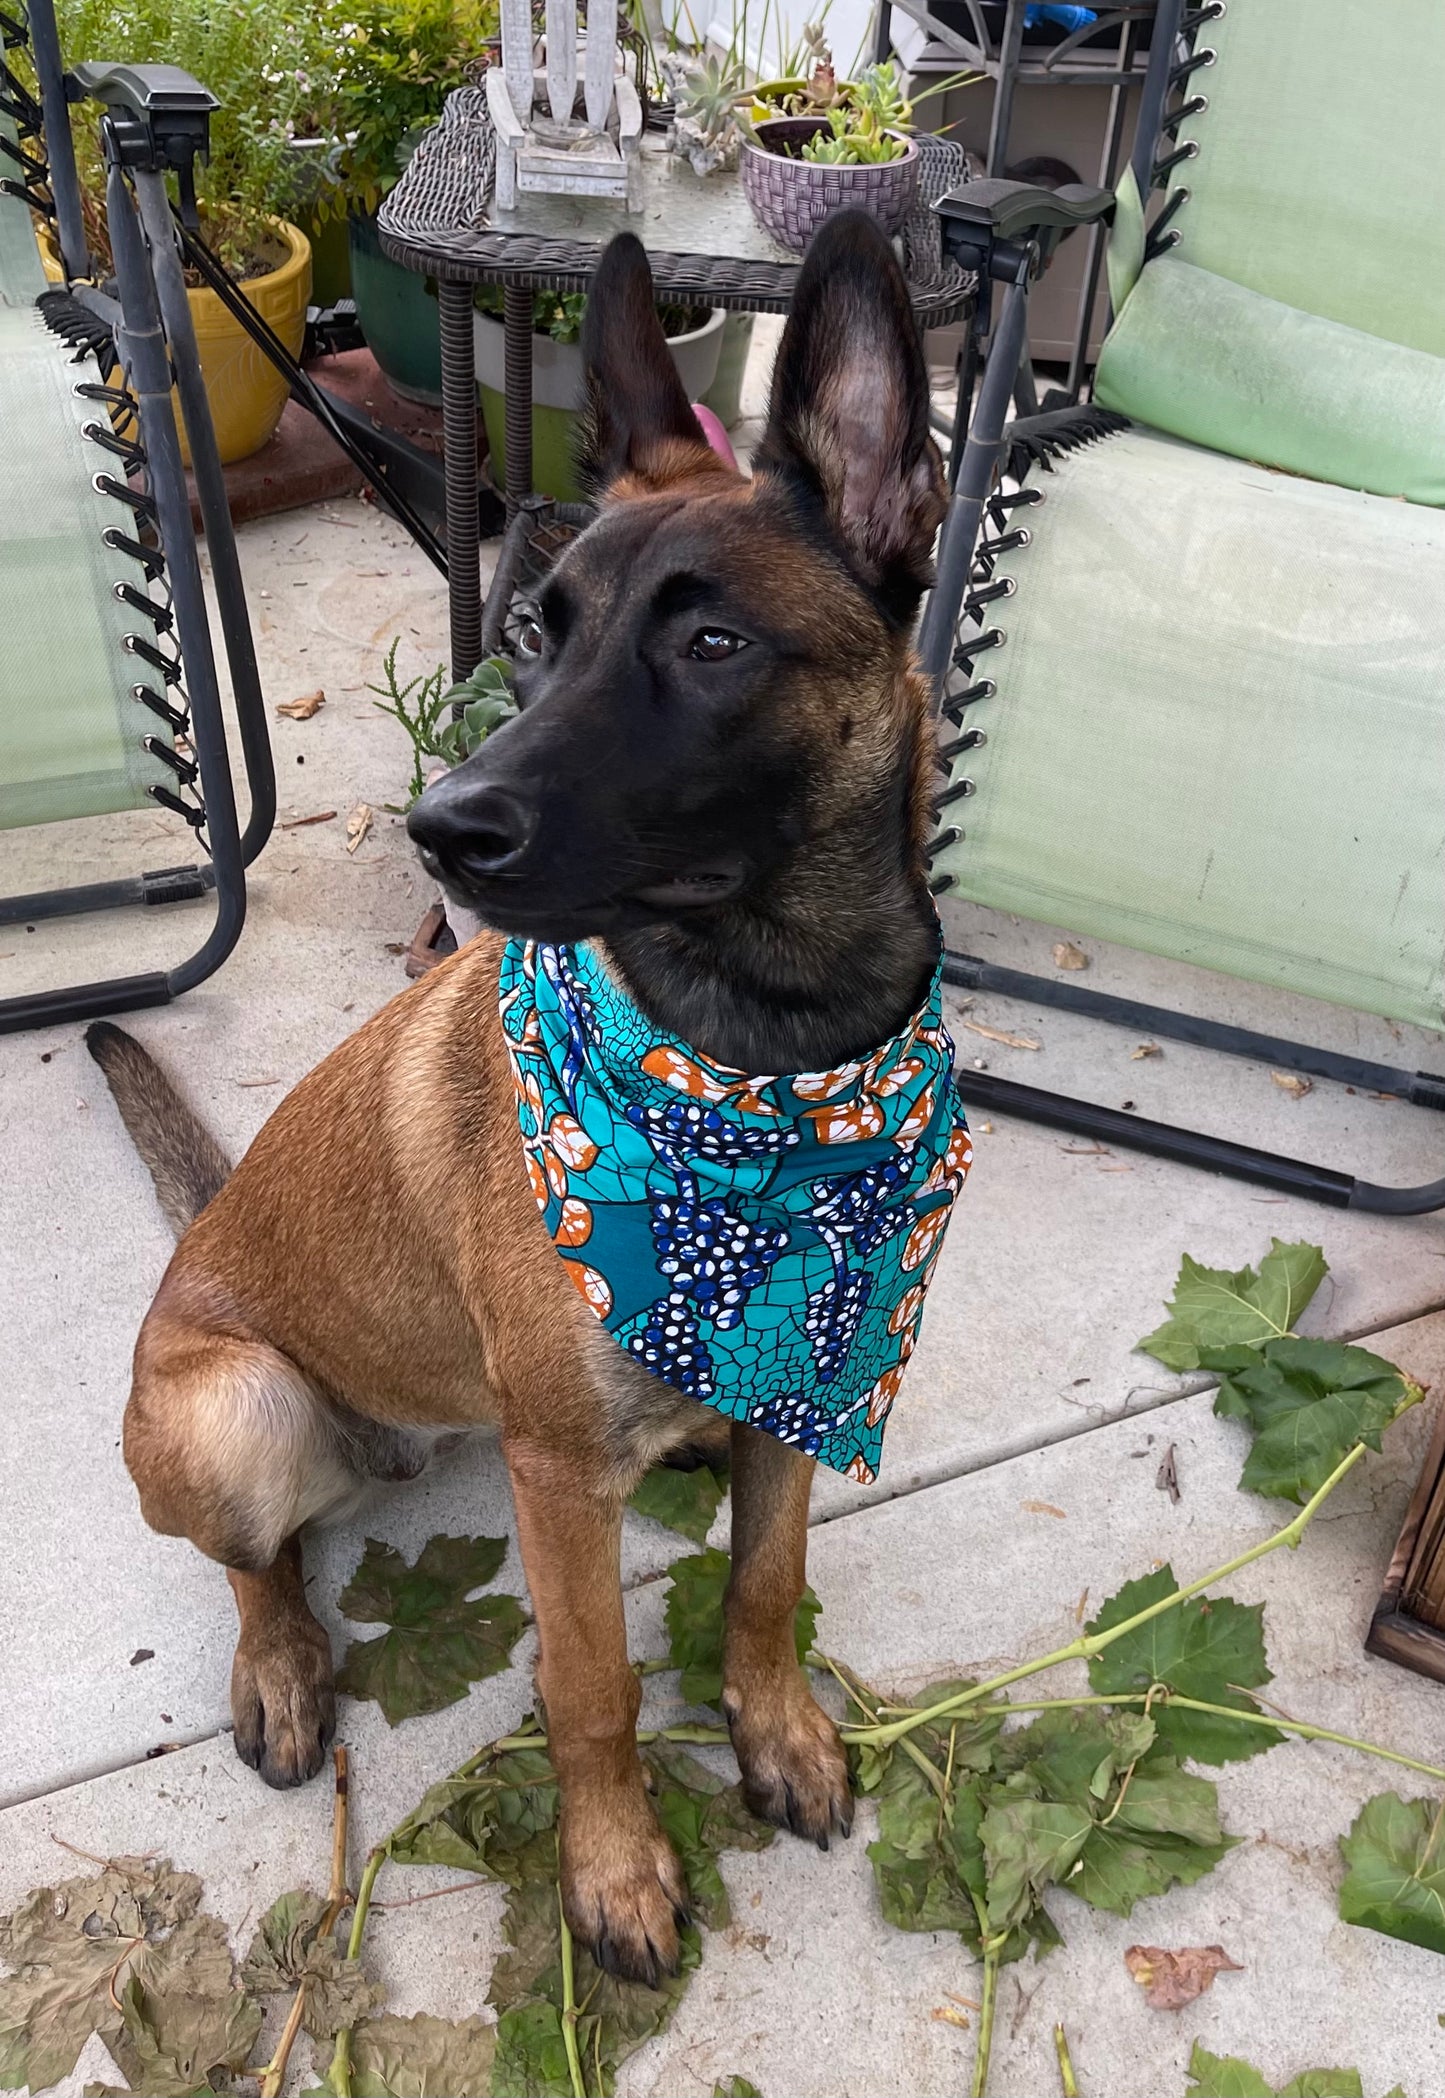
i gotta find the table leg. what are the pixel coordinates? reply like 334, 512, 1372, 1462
503, 284, 535, 515
439, 279, 482, 681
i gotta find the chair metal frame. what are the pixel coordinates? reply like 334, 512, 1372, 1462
0, 0, 274, 1033
922, 0, 1445, 1214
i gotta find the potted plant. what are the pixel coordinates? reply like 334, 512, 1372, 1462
740, 46, 977, 254
44, 0, 322, 463
330, 0, 500, 404
473, 288, 724, 500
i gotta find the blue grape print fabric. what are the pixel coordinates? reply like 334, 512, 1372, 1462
498, 938, 971, 1482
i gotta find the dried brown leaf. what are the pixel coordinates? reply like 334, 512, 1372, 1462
1052, 942, 1089, 971
1021, 1500, 1066, 1519
1270, 1070, 1313, 1099
1124, 1942, 1242, 2009
1131, 1042, 1162, 1060
279, 809, 338, 829
346, 803, 374, 854
959, 1019, 1041, 1052
276, 689, 325, 720
931, 2004, 971, 2029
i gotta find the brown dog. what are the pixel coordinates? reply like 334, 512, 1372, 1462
90, 211, 949, 1988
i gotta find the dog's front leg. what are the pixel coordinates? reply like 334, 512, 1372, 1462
505, 1436, 690, 1985
723, 1422, 852, 1846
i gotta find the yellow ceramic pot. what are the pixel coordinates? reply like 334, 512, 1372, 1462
43, 218, 312, 466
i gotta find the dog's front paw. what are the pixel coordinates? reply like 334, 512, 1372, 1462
560, 1788, 691, 1989
230, 1612, 335, 1789
723, 1672, 852, 1848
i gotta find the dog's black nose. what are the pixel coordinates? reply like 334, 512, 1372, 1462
407, 778, 537, 884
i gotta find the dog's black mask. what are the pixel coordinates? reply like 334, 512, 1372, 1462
407, 213, 945, 943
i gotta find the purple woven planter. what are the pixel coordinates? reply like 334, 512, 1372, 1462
741, 117, 920, 256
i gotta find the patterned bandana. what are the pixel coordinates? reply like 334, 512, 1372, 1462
498, 938, 970, 1482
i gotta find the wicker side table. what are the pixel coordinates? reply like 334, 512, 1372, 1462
379, 127, 974, 679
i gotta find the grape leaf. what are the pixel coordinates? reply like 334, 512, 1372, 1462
1339, 1791, 1445, 1956
88, 1922, 261, 2098
979, 1799, 1092, 1931
312, 2011, 497, 2096
336, 1534, 528, 1724
1186, 2046, 1277, 2097
486, 1832, 699, 2096
629, 1461, 728, 1544
241, 1888, 380, 2038
387, 1746, 558, 1876
1137, 1241, 1327, 1371
491, 2000, 577, 2098
0, 1856, 248, 2094
866, 1750, 982, 1942
990, 1708, 1234, 1918
662, 1548, 820, 1708
643, 1741, 775, 1929
1186, 2054, 1371, 2098
713, 2081, 764, 2098
1086, 1567, 1280, 1764
1206, 1338, 1411, 1504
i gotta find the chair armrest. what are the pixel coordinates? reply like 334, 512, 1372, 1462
937, 178, 1115, 242
68, 62, 217, 177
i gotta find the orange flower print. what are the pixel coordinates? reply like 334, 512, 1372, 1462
549, 1112, 599, 1170
562, 1260, 613, 1317
873, 1052, 925, 1099
845, 1453, 877, 1484
806, 1097, 886, 1144
902, 1204, 950, 1272
865, 1363, 906, 1426
543, 1145, 569, 1200
888, 1281, 928, 1336
525, 1148, 549, 1207
793, 1060, 865, 1102
556, 1197, 593, 1248
894, 1082, 937, 1143
642, 1044, 735, 1100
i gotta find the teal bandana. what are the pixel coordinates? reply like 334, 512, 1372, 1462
498, 938, 970, 1482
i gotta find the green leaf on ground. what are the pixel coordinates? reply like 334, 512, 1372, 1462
1186, 2048, 1373, 2098
491, 1999, 577, 2097
1339, 1791, 1445, 1956
713, 2080, 763, 2098
662, 1548, 820, 1709
988, 1707, 1233, 1919
314, 2010, 497, 2095
1086, 1567, 1281, 1764
1137, 1241, 1327, 1371
335, 1534, 528, 1724
241, 1888, 380, 2038
979, 1798, 1092, 1931
387, 1745, 559, 1877
643, 1741, 775, 1930
0, 1855, 257, 2095
1207, 1338, 1414, 1504
629, 1461, 728, 1544
1185, 2046, 1279, 2097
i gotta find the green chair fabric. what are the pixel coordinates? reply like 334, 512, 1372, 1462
1168, 0, 1445, 357
1093, 0, 1445, 497
0, 125, 174, 832
929, 424, 1445, 1034
1095, 257, 1445, 504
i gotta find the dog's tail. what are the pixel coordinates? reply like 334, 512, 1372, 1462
86, 1021, 232, 1237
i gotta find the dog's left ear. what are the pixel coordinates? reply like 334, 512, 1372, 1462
754, 211, 946, 619
580, 233, 726, 495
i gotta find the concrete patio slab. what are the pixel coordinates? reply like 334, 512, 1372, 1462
2, 1311, 1441, 2097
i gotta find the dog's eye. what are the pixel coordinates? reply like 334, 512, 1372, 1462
516, 617, 544, 659
689, 629, 747, 662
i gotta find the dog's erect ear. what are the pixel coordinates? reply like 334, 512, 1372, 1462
580, 233, 724, 496
754, 211, 946, 616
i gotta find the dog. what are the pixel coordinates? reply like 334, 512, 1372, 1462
90, 210, 960, 1989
